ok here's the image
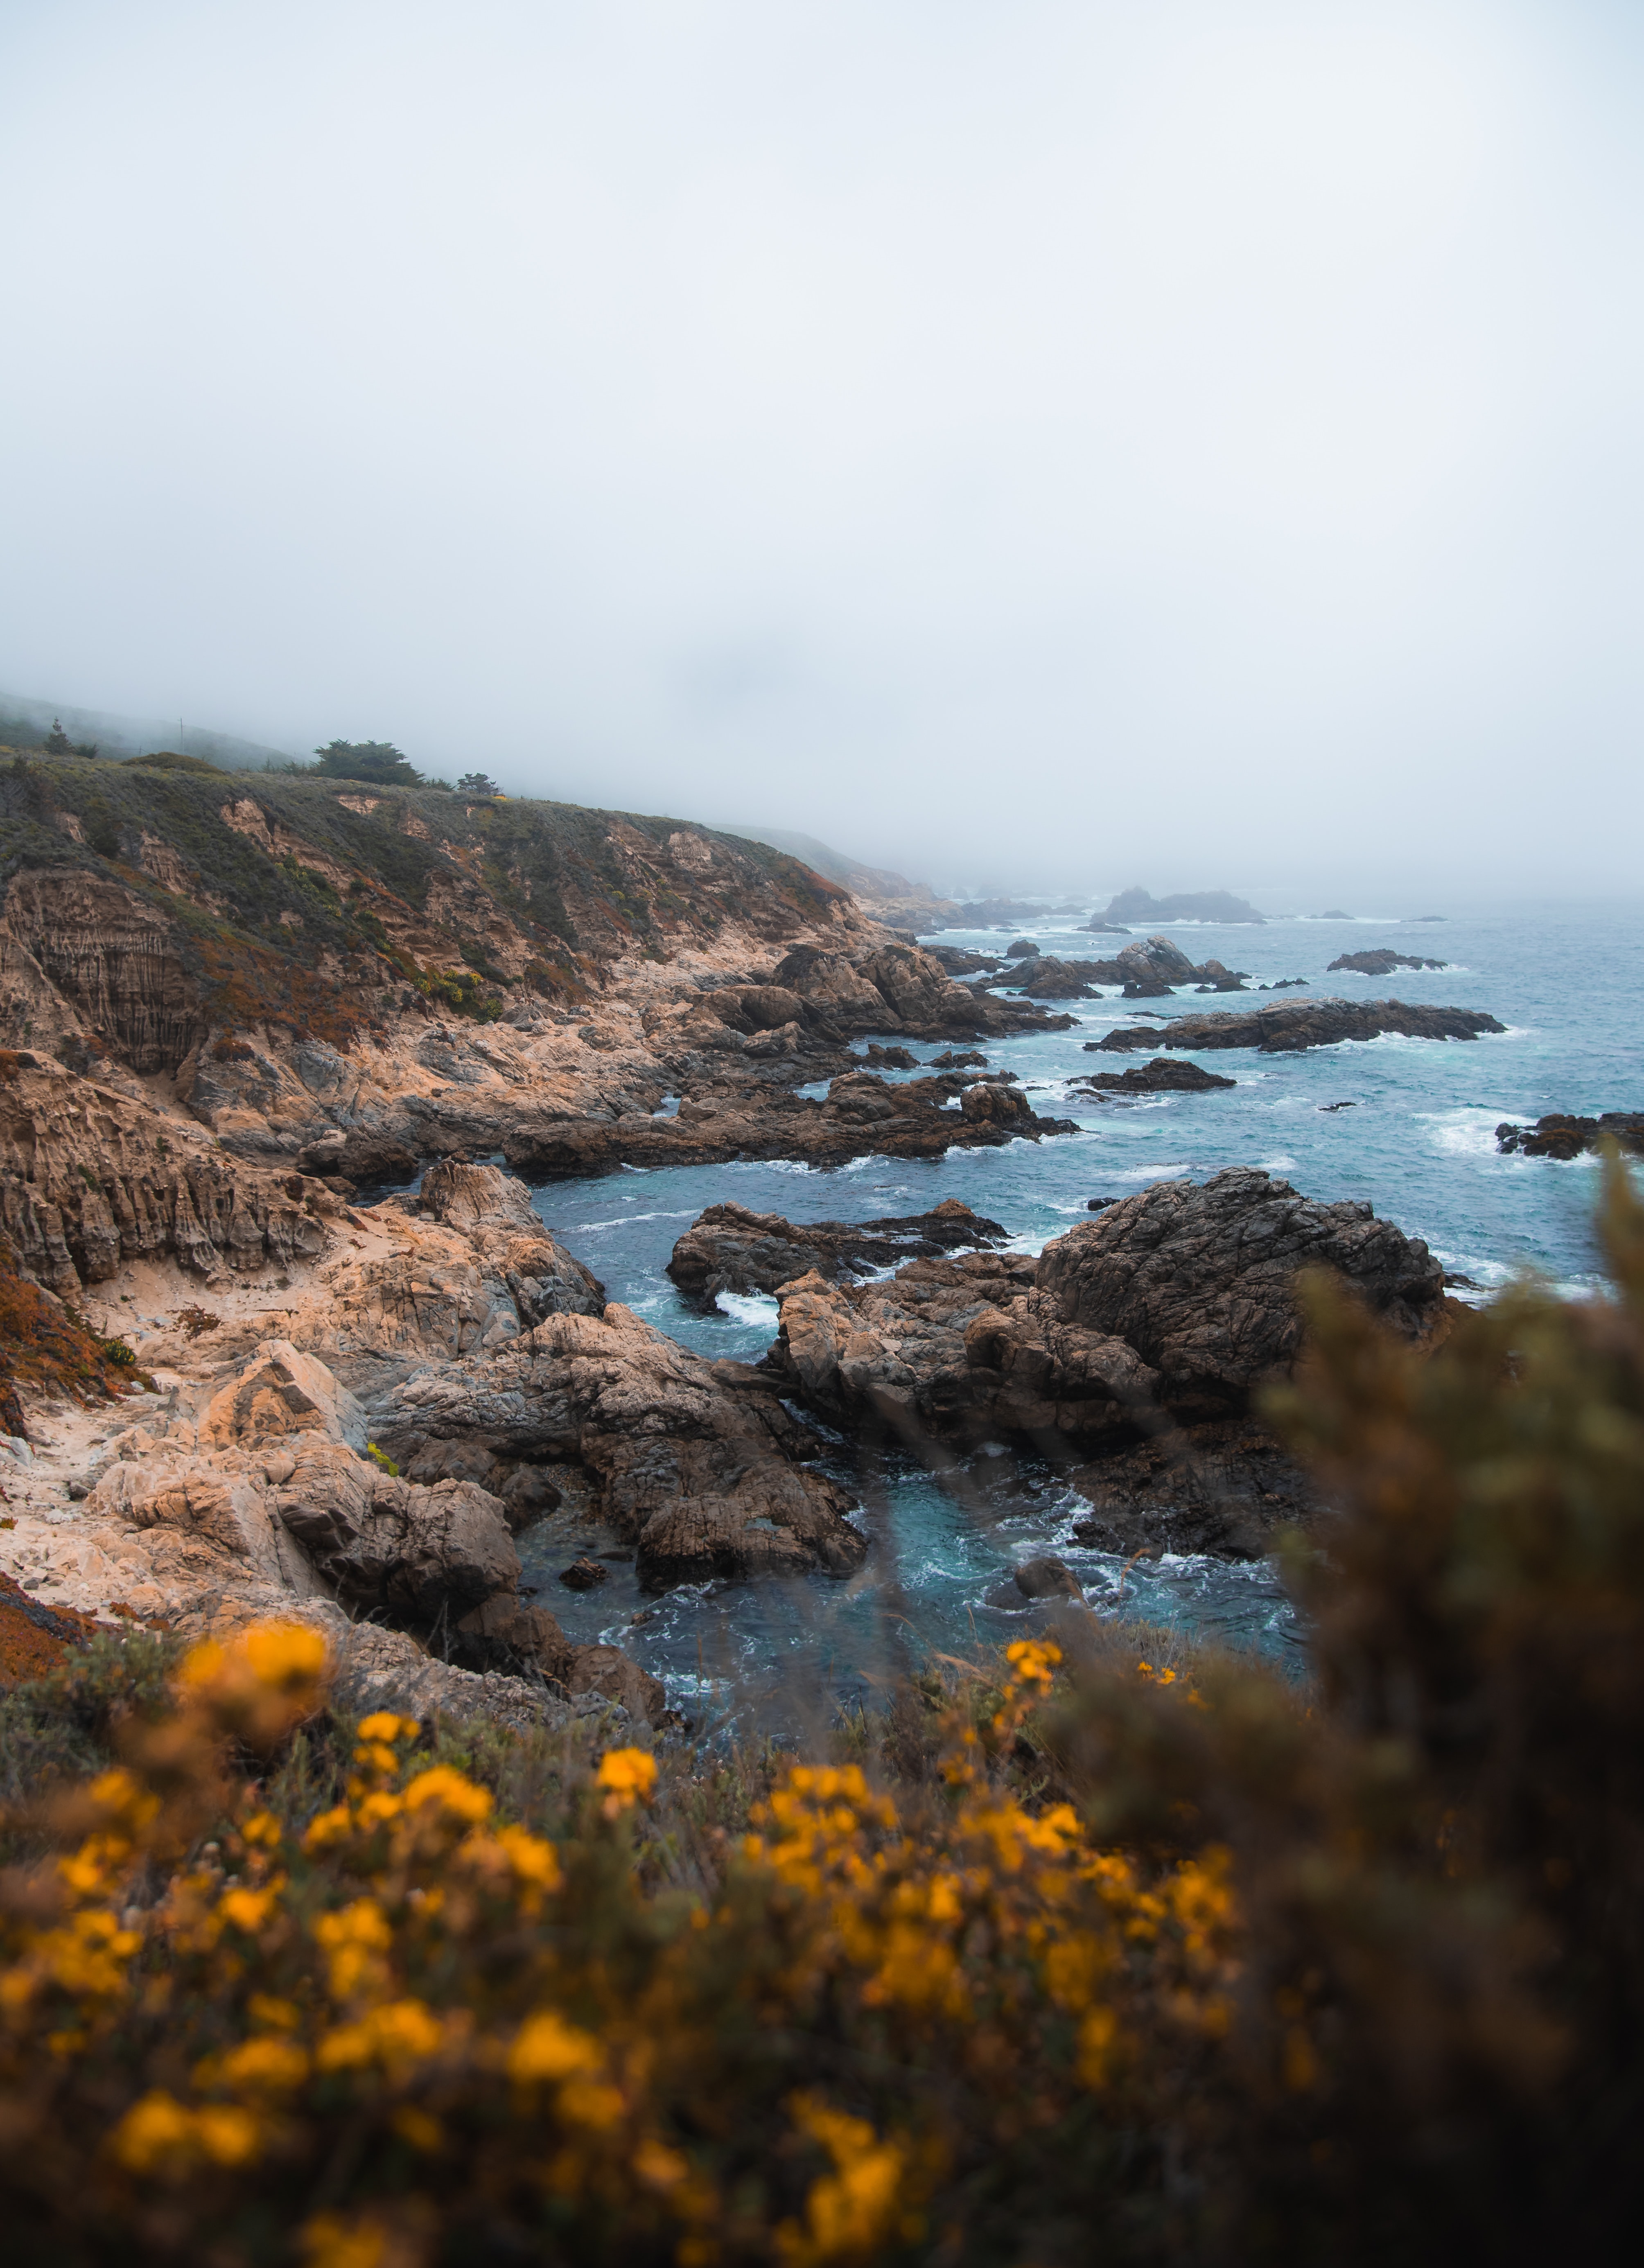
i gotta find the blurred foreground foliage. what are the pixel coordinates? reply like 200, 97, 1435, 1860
3, 1172, 1644, 2263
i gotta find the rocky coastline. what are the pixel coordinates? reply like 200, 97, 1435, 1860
0, 758, 1488, 1712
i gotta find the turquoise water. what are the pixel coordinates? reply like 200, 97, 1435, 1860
519, 904, 1642, 1726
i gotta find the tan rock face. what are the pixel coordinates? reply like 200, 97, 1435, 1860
0, 1052, 329, 1291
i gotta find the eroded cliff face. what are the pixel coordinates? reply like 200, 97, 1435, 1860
0, 1049, 331, 1291
0, 870, 209, 1072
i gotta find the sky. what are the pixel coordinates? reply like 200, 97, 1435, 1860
2, 0, 1642, 900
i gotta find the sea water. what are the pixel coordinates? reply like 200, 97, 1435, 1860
519, 902, 1643, 1728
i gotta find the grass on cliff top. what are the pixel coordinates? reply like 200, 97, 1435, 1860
0, 753, 848, 1042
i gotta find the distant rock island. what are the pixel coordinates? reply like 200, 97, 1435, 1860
1088, 887, 1266, 927
1328, 949, 1448, 976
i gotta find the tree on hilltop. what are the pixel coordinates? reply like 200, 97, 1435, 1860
312, 739, 423, 786
457, 770, 499, 796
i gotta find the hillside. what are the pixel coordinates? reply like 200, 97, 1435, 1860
0, 691, 297, 771
0, 756, 858, 1071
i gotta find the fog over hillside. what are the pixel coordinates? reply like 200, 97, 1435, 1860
3, 0, 1642, 898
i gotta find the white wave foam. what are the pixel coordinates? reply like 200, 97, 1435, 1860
1419, 1109, 1514, 1160
570, 1207, 699, 1232
717, 1292, 781, 1329
730, 1158, 816, 1175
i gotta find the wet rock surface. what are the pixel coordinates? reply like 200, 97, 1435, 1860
1088, 998, 1505, 1054
501, 1069, 1078, 1179
1495, 1113, 1644, 1160
667, 1196, 1012, 1304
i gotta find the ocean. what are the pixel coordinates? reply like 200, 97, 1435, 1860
519, 903, 1643, 1729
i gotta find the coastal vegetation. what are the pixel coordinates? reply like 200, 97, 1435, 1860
2, 1169, 1642, 2261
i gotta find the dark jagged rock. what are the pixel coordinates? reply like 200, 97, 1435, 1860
1256, 979, 1309, 991
767, 1168, 1443, 1440
1496, 1113, 1644, 1161
1086, 998, 1504, 1054
1111, 936, 1201, 996
960, 1081, 1046, 1131
1328, 949, 1447, 976
761, 1170, 1445, 1552
928, 1048, 989, 1069
1076, 1059, 1237, 1095
667, 1197, 1011, 1304
923, 948, 1004, 976
1081, 918, 1131, 934
1068, 1419, 1318, 1559
1031, 1168, 1445, 1417
1002, 956, 1103, 1000
859, 1043, 919, 1068
1005, 939, 1041, 959
559, 1555, 608, 1590
1190, 960, 1251, 994
1098, 888, 1266, 925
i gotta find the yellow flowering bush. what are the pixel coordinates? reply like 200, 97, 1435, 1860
0, 1620, 1238, 2265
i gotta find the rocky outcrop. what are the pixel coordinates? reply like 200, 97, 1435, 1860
760, 1171, 1446, 1546
1066, 1419, 1319, 1558
1088, 999, 1505, 1054
1076, 1059, 1237, 1095
984, 936, 1250, 1001
370, 1305, 868, 1592
416, 1160, 607, 1324
666, 1197, 1010, 1304
1005, 940, 1040, 959
923, 949, 1004, 977
767, 939, 1064, 1041
1495, 1113, 1644, 1161
1327, 949, 1447, 975
1030, 1169, 1445, 1416
62, 1334, 667, 1721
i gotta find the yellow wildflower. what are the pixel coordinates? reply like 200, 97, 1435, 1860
401, 1767, 493, 1826
595, 1748, 658, 1812
508, 2009, 602, 2084
779, 2097, 907, 2265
